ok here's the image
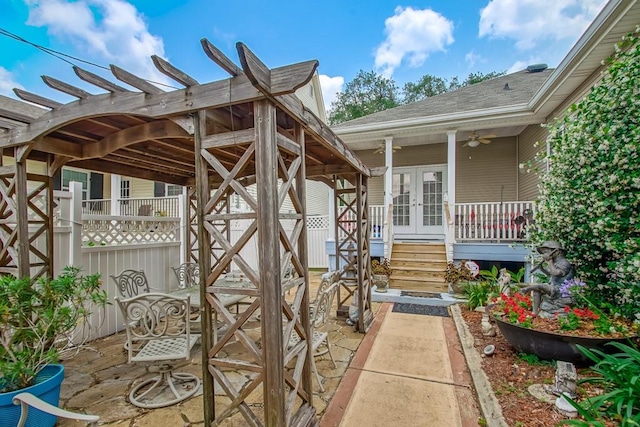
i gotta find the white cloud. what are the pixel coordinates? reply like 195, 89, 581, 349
25, 0, 170, 86
465, 51, 482, 68
0, 67, 23, 97
375, 7, 454, 77
319, 74, 344, 112
479, 0, 607, 50
506, 60, 529, 74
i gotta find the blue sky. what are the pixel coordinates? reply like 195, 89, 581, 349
1, 0, 607, 111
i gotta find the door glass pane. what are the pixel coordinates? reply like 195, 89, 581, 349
422, 171, 443, 227
393, 173, 411, 227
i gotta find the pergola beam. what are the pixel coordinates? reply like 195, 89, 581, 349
41, 75, 91, 99
151, 55, 199, 87
236, 43, 370, 178
13, 89, 62, 109
201, 38, 242, 77
110, 64, 164, 95
73, 66, 128, 93
82, 120, 190, 159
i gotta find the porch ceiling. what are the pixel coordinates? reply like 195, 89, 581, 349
0, 40, 370, 185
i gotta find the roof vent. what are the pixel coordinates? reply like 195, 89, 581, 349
526, 63, 548, 73
503, 83, 511, 91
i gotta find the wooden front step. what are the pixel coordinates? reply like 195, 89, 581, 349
389, 242, 448, 293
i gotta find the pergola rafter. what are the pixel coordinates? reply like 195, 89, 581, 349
0, 39, 373, 426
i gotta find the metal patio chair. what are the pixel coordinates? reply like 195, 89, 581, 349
286, 282, 338, 392
110, 269, 151, 298
115, 292, 201, 408
171, 263, 200, 289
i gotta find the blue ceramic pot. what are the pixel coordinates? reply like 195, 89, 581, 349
0, 364, 65, 427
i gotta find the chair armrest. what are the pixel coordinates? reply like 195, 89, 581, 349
13, 392, 99, 426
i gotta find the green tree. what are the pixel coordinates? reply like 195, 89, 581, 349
531, 28, 640, 319
402, 74, 448, 104
328, 70, 400, 125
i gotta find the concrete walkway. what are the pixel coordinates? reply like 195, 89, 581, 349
321, 303, 481, 427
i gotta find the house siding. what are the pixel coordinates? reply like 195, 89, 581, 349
456, 136, 517, 203
517, 124, 547, 200
304, 180, 330, 216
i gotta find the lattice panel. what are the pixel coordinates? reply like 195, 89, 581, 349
187, 187, 199, 264
306, 215, 328, 230
335, 181, 359, 317
24, 175, 52, 281
82, 218, 180, 246
198, 112, 312, 425
0, 164, 19, 274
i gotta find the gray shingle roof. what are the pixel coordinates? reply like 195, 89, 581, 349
332, 68, 554, 128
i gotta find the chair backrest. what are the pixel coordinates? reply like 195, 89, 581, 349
312, 283, 338, 330
110, 270, 150, 298
314, 269, 341, 305
115, 292, 194, 362
172, 263, 199, 289
137, 204, 153, 216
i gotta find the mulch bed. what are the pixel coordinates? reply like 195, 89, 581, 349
460, 307, 620, 427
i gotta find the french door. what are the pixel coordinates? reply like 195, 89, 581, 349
392, 166, 447, 238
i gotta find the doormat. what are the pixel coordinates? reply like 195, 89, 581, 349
400, 291, 442, 299
392, 303, 449, 317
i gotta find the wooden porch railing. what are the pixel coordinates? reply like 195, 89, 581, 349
338, 205, 385, 241
454, 201, 535, 242
82, 197, 181, 217
443, 196, 454, 261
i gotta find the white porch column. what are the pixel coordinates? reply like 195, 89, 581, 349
69, 181, 83, 268
446, 131, 457, 208
384, 136, 393, 210
110, 174, 121, 216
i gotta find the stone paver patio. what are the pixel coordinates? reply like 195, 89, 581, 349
58, 271, 380, 426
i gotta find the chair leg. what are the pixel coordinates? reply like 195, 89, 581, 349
311, 355, 324, 393
325, 340, 337, 368
129, 365, 200, 409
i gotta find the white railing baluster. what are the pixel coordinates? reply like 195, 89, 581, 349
452, 201, 535, 242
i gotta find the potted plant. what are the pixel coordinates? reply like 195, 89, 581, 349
0, 266, 107, 427
444, 261, 475, 295
371, 258, 391, 293
487, 278, 638, 365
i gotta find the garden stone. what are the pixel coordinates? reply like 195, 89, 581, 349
555, 394, 578, 417
552, 361, 577, 398
527, 384, 556, 404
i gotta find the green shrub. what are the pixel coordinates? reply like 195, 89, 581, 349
530, 28, 640, 319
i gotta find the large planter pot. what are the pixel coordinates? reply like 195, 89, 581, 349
372, 274, 389, 293
492, 315, 634, 365
0, 364, 65, 427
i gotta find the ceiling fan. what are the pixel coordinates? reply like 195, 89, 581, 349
373, 142, 402, 154
462, 131, 496, 148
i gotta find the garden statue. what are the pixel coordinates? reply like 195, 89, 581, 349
521, 241, 575, 318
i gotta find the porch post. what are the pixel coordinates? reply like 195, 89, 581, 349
110, 174, 121, 216
446, 130, 457, 210
384, 136, 393, 212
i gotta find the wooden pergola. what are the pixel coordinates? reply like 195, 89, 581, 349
0, 40, 375, 426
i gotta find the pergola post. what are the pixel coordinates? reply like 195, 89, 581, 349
14, 150, 31, 278
194, 110, 215, 425
356, 174, 373, 332
255, 99, 286, 425
294, 122, 314, 404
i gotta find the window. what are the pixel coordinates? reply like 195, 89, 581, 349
166, 184, 183, 196
120, 180, 131, 199
62, 169, 88, 200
